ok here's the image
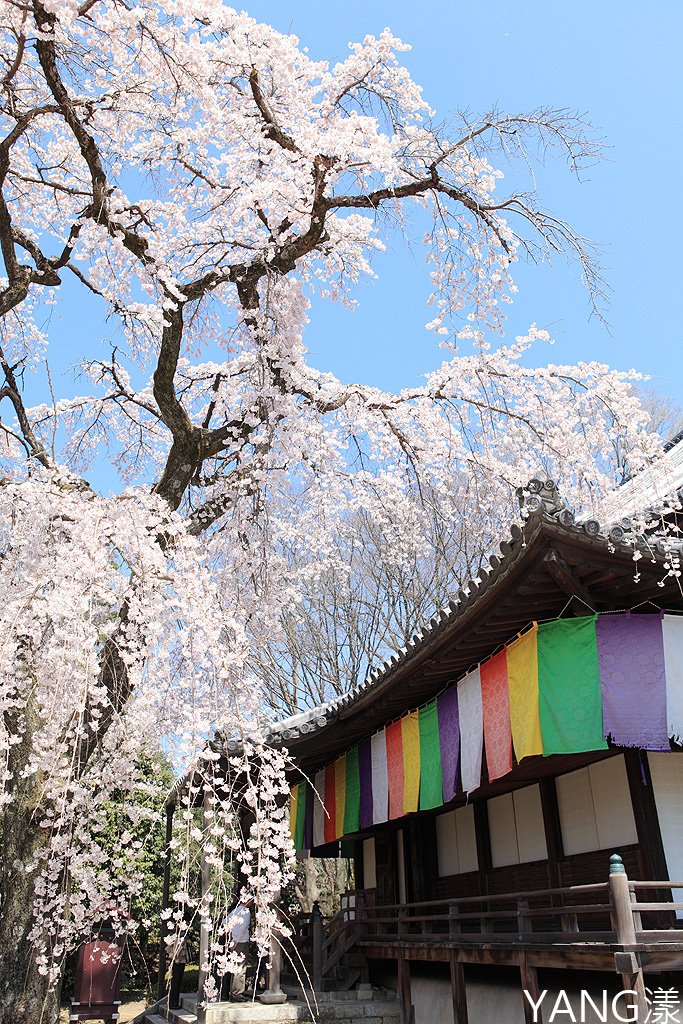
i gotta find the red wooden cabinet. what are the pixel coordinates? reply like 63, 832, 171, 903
70, 932, 123, 1024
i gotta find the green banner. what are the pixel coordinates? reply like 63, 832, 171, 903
538, 615, 607, 755
418, 700, 443, 810
344, 745, 361, 834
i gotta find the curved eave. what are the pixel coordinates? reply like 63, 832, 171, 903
274, 509, 682, 777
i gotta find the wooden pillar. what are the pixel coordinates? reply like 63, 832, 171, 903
312, 901, 323, 992
539, 777, 563, 888
354, 839, 365, 891
519, 952, 542, 1024
518, 897, 542, 1024
449, 951, 468, 1024
539, 778, 573, 930
377, 830, 398, 906
196, 787, 214, 1024
625, 750, 674, 931
410, 816, 438, 903
404, 824, 417, 904
156, 801, 175, 1001
397, 955, 414, 1024
609, 854, 649, 1023
473, 799, 491, 896
624, 750, 669, 881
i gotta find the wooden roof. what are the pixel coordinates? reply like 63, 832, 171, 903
259, 489, 683, 780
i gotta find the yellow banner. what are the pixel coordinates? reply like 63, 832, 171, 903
506, 625, 543, 760
334, 754, 346, 840
402, 711, 421, 814
289, 784, 299, 842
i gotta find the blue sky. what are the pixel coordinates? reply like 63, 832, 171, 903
242, 0, 682, 400
24, 0, 683, 495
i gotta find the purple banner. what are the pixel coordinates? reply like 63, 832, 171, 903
437, 686, 460, 802
359, 737, 373, 829
596, 613, 669, 750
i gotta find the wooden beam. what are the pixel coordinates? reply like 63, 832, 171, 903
359, 941, 620, 972
542, 549, 595, 613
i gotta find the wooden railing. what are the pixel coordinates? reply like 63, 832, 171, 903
355, 880, 615, 945
300, 856, 683, 999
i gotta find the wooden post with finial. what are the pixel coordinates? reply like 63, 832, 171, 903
609, 853, 649, 1023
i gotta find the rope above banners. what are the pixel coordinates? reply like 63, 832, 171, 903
289, 612, 683, 852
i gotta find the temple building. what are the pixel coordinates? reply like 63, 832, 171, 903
271, 475, 683, 1024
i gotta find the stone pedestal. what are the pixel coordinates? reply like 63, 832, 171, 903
259, 990, 287, 1005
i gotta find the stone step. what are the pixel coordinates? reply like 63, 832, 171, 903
317, 1002, 400, 1019
166, 1007, 197, 1024
205, 1005, 311, 1024
282, 985, 397, 1004
145, 991, 399, 1024
167, 999, 314, 1024
314, 1010, 398, 1023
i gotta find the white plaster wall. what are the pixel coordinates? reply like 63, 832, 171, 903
391, 970, 642, 1024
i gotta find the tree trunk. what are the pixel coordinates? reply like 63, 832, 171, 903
0, 702, 60, 1024
294, 854, 319, 914
0, 839, 59, 1024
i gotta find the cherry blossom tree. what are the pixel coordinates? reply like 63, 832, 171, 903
250, 478, 503, 714
0, 2, 666, 1021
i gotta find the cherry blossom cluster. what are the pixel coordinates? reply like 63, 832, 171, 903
0, 475, 292, 985
0, 0, 676, 1007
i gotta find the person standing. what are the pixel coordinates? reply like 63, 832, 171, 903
168, 930, 191, 1010
223, 895, 253, 1002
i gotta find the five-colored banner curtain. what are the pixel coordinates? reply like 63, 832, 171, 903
290, 612, 683, 852
344, 746, 361, 835
289, 784, 298, 844
359, 738, 373, 829
537, 615, 606, 755
480, 649, 512, 781
664, 615, 683, 744
304, 780, 314, 851
597, 613, 669, 750
294, 780, 307, 850
437, 687, 460, 803
323, 765, 336, 844
334, 755, 346, 840
458, 668, 483, 793
402, 712, 420, 814
371, 729, 388, 824
312, 769, 325, 848
386, 720, 404, 820
507, 624, 543, 760
418, 700, 442, 810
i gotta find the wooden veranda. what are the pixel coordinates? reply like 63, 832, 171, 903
295, 856, 683, 1024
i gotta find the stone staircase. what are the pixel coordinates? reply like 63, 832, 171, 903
142, 986, 400, 1024
282, 984, 401, 1024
